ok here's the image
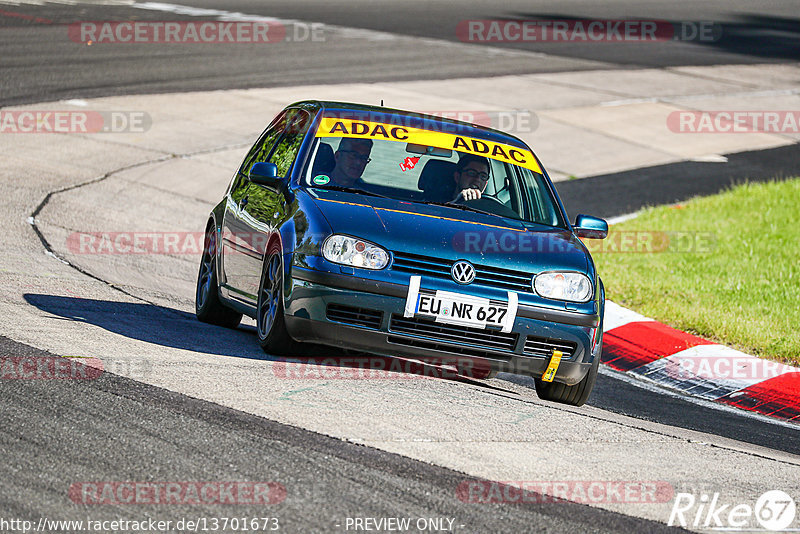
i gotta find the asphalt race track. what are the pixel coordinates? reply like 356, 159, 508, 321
1, 335, 684, 533
1, 1, 799, 532
3, 0, 800, 106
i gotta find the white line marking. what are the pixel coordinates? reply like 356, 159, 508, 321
602, 299, 652, 332
44, 250, 69, 264
690, 154, 728, 163
605, 212, 640, 225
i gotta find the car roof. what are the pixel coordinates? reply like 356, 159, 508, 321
289, 100, 531, 150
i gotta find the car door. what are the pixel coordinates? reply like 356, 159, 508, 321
237, 108, 312, 299
220, 110, 289, 304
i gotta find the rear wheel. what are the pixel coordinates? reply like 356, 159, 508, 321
196, 225, 242, 328
256, 242, 297, 355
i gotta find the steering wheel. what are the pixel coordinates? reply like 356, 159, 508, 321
473, 195, 506, 206
452, 193, 502, 206
453, 193, 519, 218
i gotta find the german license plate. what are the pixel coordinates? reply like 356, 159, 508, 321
404, 276, 518, 332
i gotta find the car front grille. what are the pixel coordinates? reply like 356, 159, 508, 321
523, 336, 577, 359
326, 304, 383, 330
391, 251, 532, 293
389, 314, 518, 353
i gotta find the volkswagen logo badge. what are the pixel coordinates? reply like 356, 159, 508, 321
451, 260, 476, 284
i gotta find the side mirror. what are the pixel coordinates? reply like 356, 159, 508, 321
574, 214, 608, 239
249, 162, 281, 187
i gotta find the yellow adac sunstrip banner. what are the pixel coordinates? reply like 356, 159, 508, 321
316, 117, 541, 174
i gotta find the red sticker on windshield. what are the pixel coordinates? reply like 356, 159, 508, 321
399, 156, 420, 172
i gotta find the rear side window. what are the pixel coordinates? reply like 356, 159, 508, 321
239, 111, 288, 175
271, 110, 311, 177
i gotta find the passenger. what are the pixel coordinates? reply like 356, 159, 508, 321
452, 154, 490, 201
330, 138, 373, 187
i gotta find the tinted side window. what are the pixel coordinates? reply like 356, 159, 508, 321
229, 172, 249, 204
270, 110, 311, 177
239, 111, 288, 175
518, 168, 563, 227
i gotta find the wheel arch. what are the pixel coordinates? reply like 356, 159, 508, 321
262, 231, 292, 305
204, 214, 222, 283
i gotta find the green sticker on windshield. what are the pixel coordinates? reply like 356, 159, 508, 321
313, 174, 331, 185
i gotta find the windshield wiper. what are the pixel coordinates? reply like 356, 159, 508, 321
314, 185, 391, 199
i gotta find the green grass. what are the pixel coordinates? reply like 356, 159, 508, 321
592, 179, 800, 366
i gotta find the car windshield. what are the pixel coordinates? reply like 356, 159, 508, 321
303, 125, 566, 228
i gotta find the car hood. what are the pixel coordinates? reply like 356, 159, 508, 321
310, 190, 589, 274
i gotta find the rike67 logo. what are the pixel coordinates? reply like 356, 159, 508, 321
669, 490, 796, 531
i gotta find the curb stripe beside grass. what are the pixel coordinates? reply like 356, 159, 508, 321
593, 179, 800, 367
594, 179, 800, 423
601, 301, 800, 424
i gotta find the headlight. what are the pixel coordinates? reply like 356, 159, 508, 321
322, 235, 389, 270
533, 272, 592, 302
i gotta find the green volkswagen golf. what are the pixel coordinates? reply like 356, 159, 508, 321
196, 101, 608, 406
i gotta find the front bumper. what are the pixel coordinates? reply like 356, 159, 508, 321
286, 267, 601, 385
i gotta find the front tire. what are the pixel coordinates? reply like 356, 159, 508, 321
535, 282, 605, 406
196, 225, 242, 329
534, 353, 599, 406
256, 242, 297, 355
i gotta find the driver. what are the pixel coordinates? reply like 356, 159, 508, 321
330, 137, 373, 187
452, 155, 490, 201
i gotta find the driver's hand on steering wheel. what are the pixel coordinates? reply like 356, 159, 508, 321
457, 188, 482, 201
